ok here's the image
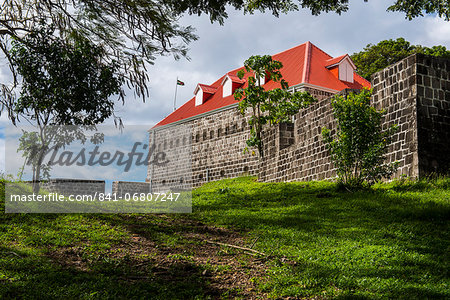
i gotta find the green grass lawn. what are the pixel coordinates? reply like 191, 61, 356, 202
0, 176, 449, 299
192, 177, 449, 298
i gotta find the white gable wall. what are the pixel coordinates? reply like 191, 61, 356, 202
195, 89, 203, 106
338, 59, 354, 83
223, 77, 232, 97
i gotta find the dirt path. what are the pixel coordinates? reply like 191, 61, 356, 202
47, 215, 270, 299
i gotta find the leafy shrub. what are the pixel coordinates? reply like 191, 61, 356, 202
322, 89, 398, 187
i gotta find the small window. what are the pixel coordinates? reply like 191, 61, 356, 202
232, 124, 237, 133
195, 134, 200, 143
210, 131, 214, 139
217, 128, 222, 137
203, 130, 207, 140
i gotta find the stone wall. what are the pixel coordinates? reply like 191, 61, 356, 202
148, 123, 193, 192
112, 181, 151, 197
40, 179, 105, 198
191, 108, 259, 186
147, 106, 259, 189
259, 92, 340, 183
415, 54, 450, 175
301, 86, 335, 101
371, 54, 420, 178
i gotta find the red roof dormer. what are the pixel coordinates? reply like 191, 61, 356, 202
221, 73, 245, 97
194, 84, 218, 106
325, 54, 356, 83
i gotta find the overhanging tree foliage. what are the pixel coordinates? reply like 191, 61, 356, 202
234, 55, 315, 158
1, 1, 448, 123
351, 38, 450, 80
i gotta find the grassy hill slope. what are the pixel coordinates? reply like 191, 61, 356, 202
0, 177, 449, 299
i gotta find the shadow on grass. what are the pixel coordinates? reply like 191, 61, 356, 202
0, 243, 216, 299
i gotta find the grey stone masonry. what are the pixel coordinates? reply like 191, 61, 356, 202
371, 54, 420, 178
112, 181, 151, 197
40, 179, 105, 198
259, 90, 345, 183
415, 54, 450, 175
148, 123, 193, 192
147, 106, 260, 189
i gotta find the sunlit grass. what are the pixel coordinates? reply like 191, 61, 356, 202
192, 176, 450, 298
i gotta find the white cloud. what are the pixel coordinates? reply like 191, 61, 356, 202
421, 16, 450, 45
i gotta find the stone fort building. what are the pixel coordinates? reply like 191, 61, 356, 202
146, 41, 450, 190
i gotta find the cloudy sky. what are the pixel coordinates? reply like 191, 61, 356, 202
1, 0, 450, 175
111, 0, 450, 127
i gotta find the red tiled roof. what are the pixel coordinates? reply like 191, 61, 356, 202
224, 73, 245, 84
195, 84, 218, 94
153, 42, 371, 128
325, 55, 347, 67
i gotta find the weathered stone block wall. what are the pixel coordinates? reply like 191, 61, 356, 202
259, 93, 338, 183
371, 54, 419, 178
40, 179, 105, 198
147, 106, 259, 189
147, 123, 193, 192
301, 86, 335, 101
191, 108, 259, 187
415, 54, 450, 175
112, 181, 151, 197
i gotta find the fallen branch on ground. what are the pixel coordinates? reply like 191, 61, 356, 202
204, 239, 266, 256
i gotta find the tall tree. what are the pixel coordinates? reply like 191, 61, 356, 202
10, 26, 122, 192
234, 55, 315, 157
351, 38, 450, 80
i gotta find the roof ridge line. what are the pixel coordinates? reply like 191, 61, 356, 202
271, 41, 309, 57
302, 41, 312, 83
310, 42, 333, 59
